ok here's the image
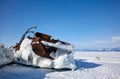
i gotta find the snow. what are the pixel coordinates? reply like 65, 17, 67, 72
0, 51, 120, 79
0, 46, 13, 66
45, 52, 120, 79
1, 42, 120, 79
0, 64, 50, 79
41, 41, 74, 51
13, 38, 76, 70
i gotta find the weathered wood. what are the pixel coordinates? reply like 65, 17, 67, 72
31, 32, 70, 60
14, 28, 71, 60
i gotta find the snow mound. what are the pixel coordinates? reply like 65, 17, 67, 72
0, 45, 13, 66
13, 38, 76, 70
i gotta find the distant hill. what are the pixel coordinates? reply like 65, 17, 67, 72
75, 48, 120, 52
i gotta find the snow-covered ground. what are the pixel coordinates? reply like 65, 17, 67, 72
0, 51, 120, 79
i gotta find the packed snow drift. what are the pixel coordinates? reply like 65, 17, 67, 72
0, 44, 13, 66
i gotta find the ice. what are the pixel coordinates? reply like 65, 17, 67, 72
0, 44, 120, 79
0, 45, 13, 66
13, 38, 76, 70
41, 41, 74, 51
1, 39, 120, 79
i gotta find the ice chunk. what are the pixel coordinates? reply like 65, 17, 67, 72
13, 38, 76, 70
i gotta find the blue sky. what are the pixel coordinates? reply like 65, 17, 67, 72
0, 0, 120, 49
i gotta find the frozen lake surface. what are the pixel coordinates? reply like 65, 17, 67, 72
0, 51, 120, 79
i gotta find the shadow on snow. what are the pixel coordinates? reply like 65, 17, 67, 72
0, 63, 48, 79
0, 59, 102, 79
75, 59, 102, 70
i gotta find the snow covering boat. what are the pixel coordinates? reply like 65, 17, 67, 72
0, 27, 76, 70
13, 38, 76, 70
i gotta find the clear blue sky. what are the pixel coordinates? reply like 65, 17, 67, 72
0, 0, 120, 49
